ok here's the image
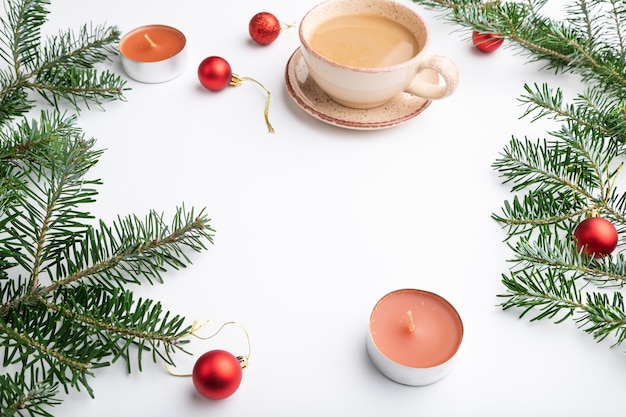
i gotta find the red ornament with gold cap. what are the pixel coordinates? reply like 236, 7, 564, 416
573, 216, 618, 258
192, 349, 248, 400
164, 321, 251, 401
197, 56, 275, 133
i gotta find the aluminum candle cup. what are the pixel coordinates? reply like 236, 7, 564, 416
119, 25, 187, 83
366, 289, 463, 386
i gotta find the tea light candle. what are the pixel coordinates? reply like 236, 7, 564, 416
366, 289, 463, 386
119, 24, 187, 83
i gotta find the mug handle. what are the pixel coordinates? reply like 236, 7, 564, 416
404, 55, 459, 100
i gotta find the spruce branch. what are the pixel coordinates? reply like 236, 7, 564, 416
41, 207, 214, 293
33, 23, 125, 110
499, 268, 582, 323
508, 234, 626, 286
411, 0, 626, 350
518, 83, 624, 145
413, 0, 626, 91
500, 264, 626, 344
0, 0, 127, 125
492, 135, 602, 196
0, 1, 214, 415
577, 291, 626, 345
40, 286, 192, 372
1, 0, 49, 73
0, 373, 59, 417
491, 189, 586, 237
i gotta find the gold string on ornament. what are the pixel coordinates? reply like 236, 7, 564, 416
230, 74, 275, 134
164, 320, 251, 377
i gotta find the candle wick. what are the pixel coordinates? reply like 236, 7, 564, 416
407, 310, 416, 333
144, 33, 157, 47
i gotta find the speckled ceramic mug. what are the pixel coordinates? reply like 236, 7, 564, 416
299, 0, 459, 109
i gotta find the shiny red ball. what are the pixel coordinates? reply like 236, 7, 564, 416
574, 217, 618, 258
198, 56, 232, 91
472, 31, 504, 52
192, 350, 243, 400
249, 12, 281, 45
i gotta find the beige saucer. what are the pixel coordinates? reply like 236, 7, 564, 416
284, 48, 435, 130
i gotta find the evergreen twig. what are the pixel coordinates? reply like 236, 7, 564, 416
411, 0, 626, 349
0, 1, 214, 415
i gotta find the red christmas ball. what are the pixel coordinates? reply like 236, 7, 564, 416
249, 12, 281, 45
472, 31, 504, 52
192, 350, 243, 400
198, 56, 232, 91
573, 217, 618, 258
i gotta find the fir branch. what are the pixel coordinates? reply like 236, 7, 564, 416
499, 267, 582, 323
492, 136, 601, 196
519, 83, 624, 144
492, 189, 586, 237
605, 0, 626, 56
0, 316, 93, 374
577, 291, 626, 345
0, 0, 50, 124
412, 0, 626, 92
0, 0, 127, 124
31, 67, 126, 110
0, 111, 81, 171
41, 207, 214, 293
40, 285, 191, 371
0, 205, 214, 316
568, 0, 596, 44
37, 23, 120, 70
0, 111, 101, 292
0, 308, 95, 398
1, 0, 49, 73
609, 188, 626, 224
0, 1, 214, 414
509, 232, 626, 286
413, 0, 576, 66
0, 69, 30, 123
32, 23, 126, 110
0, 373, 60, 417
1, 284, 194, 399
411, 0, 626, 349
0, 113, 216, 301
501, 267, 626, 345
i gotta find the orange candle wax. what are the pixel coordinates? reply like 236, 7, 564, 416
367, 289, 463, 385
120, 25, 185, 62
119, 25, 187, 83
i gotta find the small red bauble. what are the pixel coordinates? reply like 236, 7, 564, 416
573, 217, 618, 258
196, 56, 275, 132
249, 12, 281, 45
198, 56, 233, 91
472, 31, 504, 52
192, 349, 243, 400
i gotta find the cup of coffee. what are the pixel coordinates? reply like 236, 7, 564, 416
298, 0, 459, 109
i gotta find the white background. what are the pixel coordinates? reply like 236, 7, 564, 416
14, 0, 626, 415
